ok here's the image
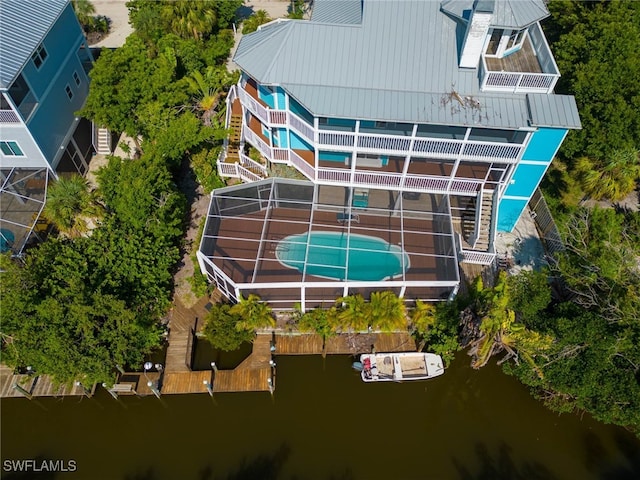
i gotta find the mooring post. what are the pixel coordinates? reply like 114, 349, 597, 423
102, 383, 118, 400
203, 380, 213, 397
13, 383, 32, 400
75, 381, 92, 398
147, 381, 161, 399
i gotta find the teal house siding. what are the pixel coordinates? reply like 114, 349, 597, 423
258, 85, 275, 108
289, 97, 313, 124
522, 128, 567, 161
27, 42, 89, 164
275, 128, 288, 148
504, 163, 548, 198
497, 127, 568, 231
497, 198, 529, 231
20, 5, 84, 98
319, 151, 350, 163
290, 131, 313, 151
275, 87, 286, 110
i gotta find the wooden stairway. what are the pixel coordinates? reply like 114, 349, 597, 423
226, 109, 242, 163
474, 190, 494, 251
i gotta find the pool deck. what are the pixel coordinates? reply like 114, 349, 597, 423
206, 206, 458, 286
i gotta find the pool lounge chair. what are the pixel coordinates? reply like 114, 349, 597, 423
337, 212, 359, 224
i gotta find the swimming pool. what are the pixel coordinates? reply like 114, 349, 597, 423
275, 231, 410, 281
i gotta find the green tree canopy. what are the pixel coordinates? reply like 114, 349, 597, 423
242, 10, 272, 34
549, 0, 640, 161
80, 35, 188, 141
43, 174, 103, 237
202, 304, 254, 351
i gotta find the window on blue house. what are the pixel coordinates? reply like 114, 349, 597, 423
1, 141, 24, 156
65, 85, 73, 100
31, 44, 48, 69
73, 71, 81, 86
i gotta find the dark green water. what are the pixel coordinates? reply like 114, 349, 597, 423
1, 356, 639, 480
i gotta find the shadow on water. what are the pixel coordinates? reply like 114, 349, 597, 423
452, 442, 557, 480
584, 431, 640, 480
119, 444, 357, 480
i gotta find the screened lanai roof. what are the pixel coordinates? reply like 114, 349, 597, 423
199, 179, 460, 291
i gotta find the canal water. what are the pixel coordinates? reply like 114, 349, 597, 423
2, 356, 639, 480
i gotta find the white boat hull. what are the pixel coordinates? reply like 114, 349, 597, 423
360, 352, 444, 382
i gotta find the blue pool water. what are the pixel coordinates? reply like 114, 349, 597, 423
276, 231, 409, 281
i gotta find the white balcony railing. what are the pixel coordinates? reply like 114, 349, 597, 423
357, 134, 412, 152
289, 150, 315, 181
317, 131, 356, 148
461, 142, 523, 161
239, 153, 268, 177
480, 23, 560, 94
412, 138, 463, 158
317, 168, 351, 183
288, 112, 315, 143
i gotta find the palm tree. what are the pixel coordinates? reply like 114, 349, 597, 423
466, 272, 553, 375
231, 294, 275, 331
43, 174, 103, 238
575, 148, 640, 202
185, 67, 234, 126
369, 291, 407, 332
334, 294, 369, 332
297, 307, 337, 357
164, 0, 217, 40
242, 10, 272, 34
71, 0, 95, 29
410, 300, 437, 350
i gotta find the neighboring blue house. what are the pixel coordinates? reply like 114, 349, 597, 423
198, 0, 581, 310
0, 0, 96, 254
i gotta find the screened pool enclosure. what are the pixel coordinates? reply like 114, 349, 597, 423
197, 178, 460, 311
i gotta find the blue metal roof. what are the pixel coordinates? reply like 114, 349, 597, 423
310, 0, 363, 25
0, 0, 69, 89
235, 0, 578, 130
441, 0, 549, 29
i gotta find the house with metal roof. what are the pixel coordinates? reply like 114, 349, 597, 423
0, 0, 97, 254
198, 0, 580, 310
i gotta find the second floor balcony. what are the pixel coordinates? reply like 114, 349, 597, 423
480, 23, 560, 94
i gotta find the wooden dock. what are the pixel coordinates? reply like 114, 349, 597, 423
165, 296, 213, 372
162, 371, 212, 395
272, 334, 323, 354
212, 335, 274, 393
272, 332, 416, 356
0, 365, 93, 399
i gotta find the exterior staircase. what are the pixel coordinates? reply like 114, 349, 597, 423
226, 111, 242, 163
94, 126, 112, 155
474, 189, 494, 251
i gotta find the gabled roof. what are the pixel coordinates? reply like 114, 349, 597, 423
0, 0, 69, 89
310, 0, 363, 25
441, 0, 549, 29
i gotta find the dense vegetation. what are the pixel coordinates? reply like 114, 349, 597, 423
0, 0, 240, 385
544, 0, 640, 205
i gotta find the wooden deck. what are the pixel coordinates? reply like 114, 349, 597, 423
272, 332, 416, 356
162, 371, 212, 395
0, 365, 92, 398
211, 335, 274, 392
165, 296, 213, 372
485, 38, 542, 73
108, 372, 162, 396
274, 334, 324, 354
